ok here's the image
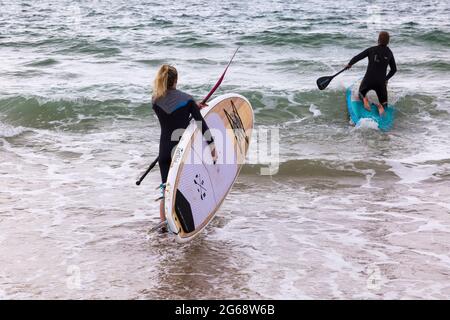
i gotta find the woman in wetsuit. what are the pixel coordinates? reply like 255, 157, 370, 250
345, 31, 397, 115
152, 65, 216, 232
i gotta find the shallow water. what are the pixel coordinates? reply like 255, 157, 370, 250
1, 0, 450, 299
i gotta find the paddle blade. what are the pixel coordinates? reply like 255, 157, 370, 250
316, 76, 333, 90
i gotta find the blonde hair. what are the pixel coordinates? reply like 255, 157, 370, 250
153, 64, 178, 100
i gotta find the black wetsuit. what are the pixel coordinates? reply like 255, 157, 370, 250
348, 45, 397, 106
153, 89, 213, 184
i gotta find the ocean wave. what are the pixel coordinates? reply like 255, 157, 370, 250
0, 88, 440, 132
226, 88, 440, 131
401, 60, 450, 72
416, 30, 450, 45
397, 30, 450, 47
239, 31, 363, 47
1, 37, 122, 57
150, 36, 222, 48
241, 159, 395, 179
24, 58, 59, 67
135, 58, 173, 66
55, 38, 122, 56
136, 57, 219, 67
105, 19, 174, 30
236, 88, 348, 124
0, 96, 151, 130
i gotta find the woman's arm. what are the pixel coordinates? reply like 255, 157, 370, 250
189, 101, 214, 145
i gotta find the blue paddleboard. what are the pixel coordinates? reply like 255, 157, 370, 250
346, 81, 395, 132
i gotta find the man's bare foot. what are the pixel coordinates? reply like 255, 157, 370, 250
377, 104, 385, 116
363, 97, 371, 111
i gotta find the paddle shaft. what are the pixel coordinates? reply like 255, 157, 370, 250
331, 67, 346, 79
136, 47, 240, 186
317, 66, 348, 90
136, 156, 159, 186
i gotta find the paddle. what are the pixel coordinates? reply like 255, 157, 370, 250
136, 47, 240, 186
136, 157, 159, 186
316, 67, 347, 90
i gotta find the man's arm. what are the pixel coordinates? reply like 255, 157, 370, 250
386, 55, 397, 81
346, 48, 371, 69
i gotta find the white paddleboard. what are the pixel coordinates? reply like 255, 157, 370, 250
164, 93, 254, 242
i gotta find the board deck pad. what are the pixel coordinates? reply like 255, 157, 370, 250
165, 94, 254, 242
346, 80, 395, 132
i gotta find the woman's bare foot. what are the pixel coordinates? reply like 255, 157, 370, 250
363, 97, 371, 111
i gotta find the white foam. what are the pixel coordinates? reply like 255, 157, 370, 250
309, 104, 321, 117
0, 121, 26, 138
355, 118, 379, 131
0, 288, 8, 300
361, 169, 382, 189
386, 160, 439, 184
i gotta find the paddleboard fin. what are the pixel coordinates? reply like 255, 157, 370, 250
175, 190, 196, 233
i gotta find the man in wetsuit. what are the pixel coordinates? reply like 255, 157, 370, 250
345, 31, 397, 115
